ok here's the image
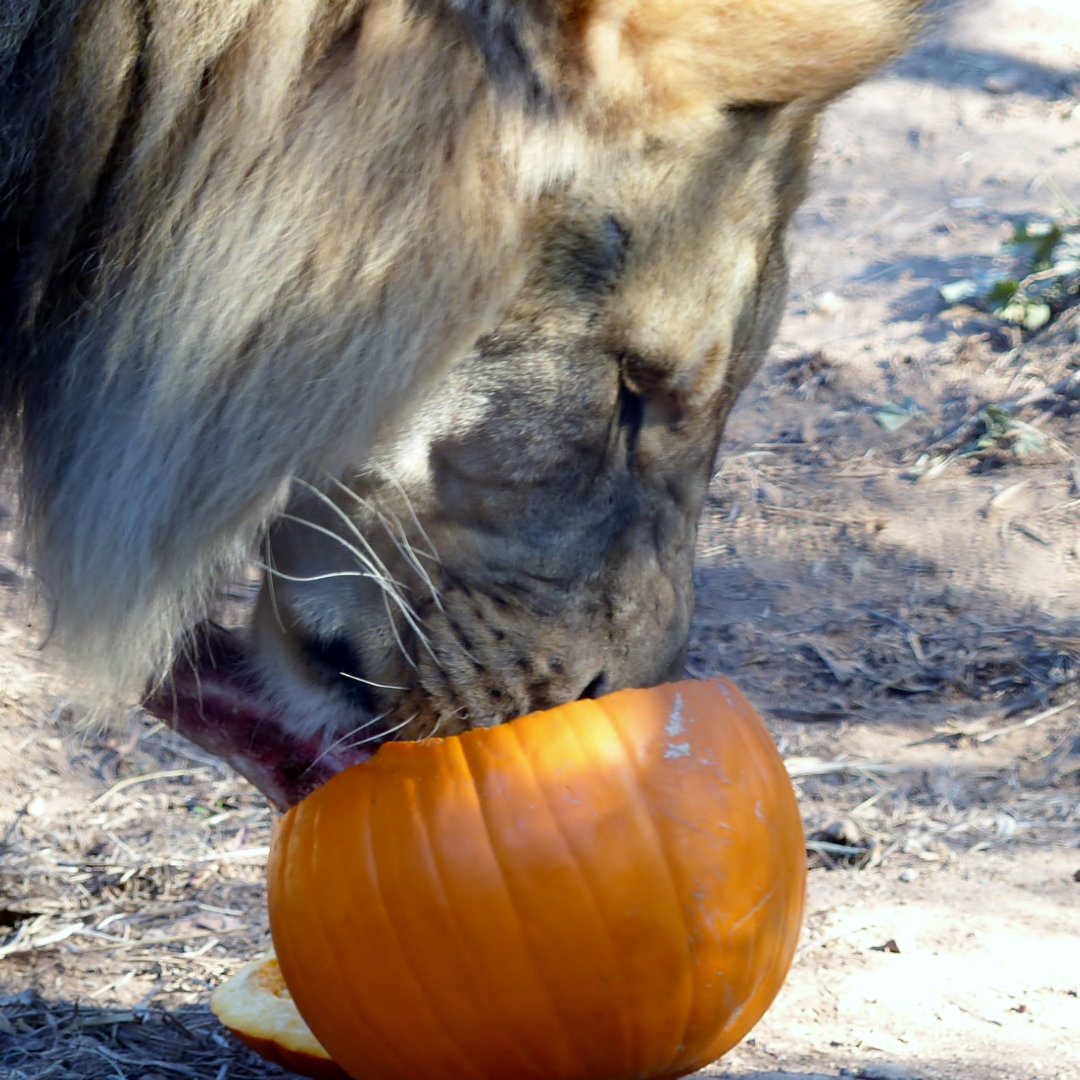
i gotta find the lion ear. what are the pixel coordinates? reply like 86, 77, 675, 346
566, 0, 924, 116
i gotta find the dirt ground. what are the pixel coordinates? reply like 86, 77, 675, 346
2, 1, 1079, 1079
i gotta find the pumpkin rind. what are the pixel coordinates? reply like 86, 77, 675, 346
210, 955, 349, 1080
269, 677, 805, 1080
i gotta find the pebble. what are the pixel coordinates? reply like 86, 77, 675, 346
815, 290, 845, 316
822, 819, 863, 847
984, 70, 1023, 94
899, 868, 919, 883
858, 1065, 918, 1080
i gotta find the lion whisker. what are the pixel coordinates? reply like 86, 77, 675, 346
275, 514, 407, 591
339, 672, 406, 693
328, 478, 445, 612
380, 514, 445, 613
302, 708, 392, 775
297, 480, 405, 583
383, 477, 442, 565
332, 476, 441, 566
274, 515, 423, 671
262, 536, 287, 637
275, 513, 423, 669
378, 587, 420, 672
346, 711, 418, 750
257, 563, 390, 587
276, 508, 435, 662
288, 481, 437, 660
258, 556, 429, 670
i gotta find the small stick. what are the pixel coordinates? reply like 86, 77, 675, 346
92, 768, 210, 805
805, 840, 867, 856
795, 922, 879, 959
785, 757, 901, 777
975, 698, 1076, 743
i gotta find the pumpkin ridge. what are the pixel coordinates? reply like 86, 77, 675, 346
662, 688, 743, 1068
510, 709, 640, 1077
682, 682, 773, 1065
709, 914, 779, 1058
409, 742, 549, 1080
646, 697, 712, 1078
317, 789, 418, 1080
270, 816, 325, 1059
692, 679, 805, 1064
697, 886, 788, 1065
458, 726, 597, 1080
293, 792, 416, 1080
589, 692, 697, 1073
363, 768, 491, 1080
441, 730, 578, 1077
698, 680, 782, 1060
270, 812, 338, 1061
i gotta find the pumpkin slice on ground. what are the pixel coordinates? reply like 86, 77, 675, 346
211, 955, 350, 1080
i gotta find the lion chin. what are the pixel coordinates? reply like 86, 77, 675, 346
2, 0, 925, 794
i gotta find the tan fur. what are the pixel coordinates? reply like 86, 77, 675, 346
573, 0, 921, 125
0, 0, 925, 713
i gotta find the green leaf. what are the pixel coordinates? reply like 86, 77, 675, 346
1007, 220, 1065, 270
971, 405, 1014, 452
985, 278, 1019, 309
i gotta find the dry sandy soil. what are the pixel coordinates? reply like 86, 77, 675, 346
2, 2, 1079, 1079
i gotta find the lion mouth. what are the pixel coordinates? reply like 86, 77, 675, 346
143, 623, 380, 809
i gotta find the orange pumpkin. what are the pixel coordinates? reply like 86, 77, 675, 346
211, 955, 348, 1080
268, 678, 805, 1080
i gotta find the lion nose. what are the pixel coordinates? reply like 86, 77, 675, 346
577, 672, 608, 700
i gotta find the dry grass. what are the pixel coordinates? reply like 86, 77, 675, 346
0, 713, 286, 1079
0, 994, 288, 1080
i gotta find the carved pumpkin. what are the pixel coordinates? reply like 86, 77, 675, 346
266, 677, 805, 1080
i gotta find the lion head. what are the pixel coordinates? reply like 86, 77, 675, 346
0, 0, 922, 801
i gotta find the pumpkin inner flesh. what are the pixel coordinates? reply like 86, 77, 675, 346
211, 955, 335, 1061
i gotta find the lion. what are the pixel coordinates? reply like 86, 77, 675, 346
1, 0, 922, 802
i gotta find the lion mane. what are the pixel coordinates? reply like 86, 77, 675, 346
0, 0, 921, 699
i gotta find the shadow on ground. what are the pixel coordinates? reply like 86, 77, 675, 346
0, 993, 284, 1080
894, 45, 1076, 100
0, 990, 1058, 1080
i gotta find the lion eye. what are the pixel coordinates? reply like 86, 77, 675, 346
726, 101, 776, 118
578, 672, 608, 700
